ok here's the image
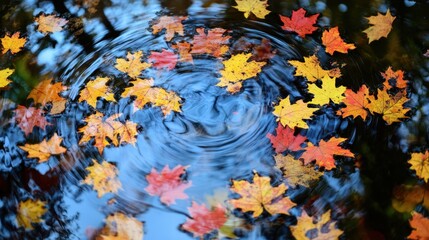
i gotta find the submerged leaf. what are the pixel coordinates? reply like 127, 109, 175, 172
275, 154, 323, 188
35, 14, 68, 34
14, 105, 51, 136
97, 212, 143, 240
151, 16, 187, 41
82, 160, 122, 198
190, 28, 231, 58
182, 202, 227, 237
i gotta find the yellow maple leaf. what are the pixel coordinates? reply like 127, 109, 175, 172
27, 78, 67, 114
308, 75, 346, 106
289, 54, 342, 82
1, 32, 26, 54
229, 172, 296, 217
79, 77, 115, 108
274, 155, 323, 188
367, 89, 409, 124
35, 14, 68, 34
408, 151, 429, 183
82, 159, 122, 197
363, 9, 396, 43
217, 53, 266, 93
16, 199, 47, 230
0, 68, 14, 88
19, 133, 67, 163
115, 121, 138, 145
290, 210, 343, 240
233, 0, 270, 19
273, 96, 317, 129
97, 212, 143, 240
151, 16, 187, 41
115, 51, 151, 78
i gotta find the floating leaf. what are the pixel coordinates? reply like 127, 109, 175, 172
273, 96, 316, 129
0, 68, 14, 88
336, 85, 370, 120
190, 28, 231, 58
321, 27, 355, 55
14, 105, 51, 136
267, 123, 307, 153
182, 202, 227, 237
367, 89, 410, 124
392, 184, 429, 213
408, 151, 429, 183
27, 78, 67, 114
172, 42, 193, 63
16, 199, 47, 230
115, 51, 151, 78
290, 210, 343, 240
275, 154, 323, 188
233, 0, 270, 19
280, 8, 319, 38
148, 49, 178, 70
363, 9, 396, 43
151, 16, 187, 41
82, 159, 122, 198
382, 67, 408, 89
308, 75, 346, 106
288, 54, 341, 82
408, 212, 429, 240
1, 32, 26, 54
35, 14, 68, 34
97, 212, 143, 240
19, 133, 67, 163
78, 77, 115, 108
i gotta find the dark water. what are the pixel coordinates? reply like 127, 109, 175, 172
0, 0, 429, 239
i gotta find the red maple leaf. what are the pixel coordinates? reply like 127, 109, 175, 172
280, 8, 319, 38
182, 202, 227, 237
14, 105, 51, 136
148, 49, 178, 70
267, 123, 306, 153
144, 165, 191, 205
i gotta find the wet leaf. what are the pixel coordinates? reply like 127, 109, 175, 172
16, 199, 47, 230
144, 165, 191, 205
151, 16, 187, 41
367, 89, 410, 124
382, 67, 408, 89
0, 68, 14, 88
308, 75, 346, 106
229, 172, 296, 217
14, 105, 51, 136
35, 14, 68, 34
300, 137, 354, 170
78, 77, 115, 108
363, 9, 396, 43
392, 184, 429, 213
115, 51, 151, 78
97, 212, 143, 240
336, 85, 370, 120
233, 0, 270, 19
288, 54, 341, 82
82, 159, 122, 198
1, 32, 26, 54
19, 133, 67, 163
148, 49, 178, 70
190, 28, 231, 58
321, 27, 355, 55
267, 123, 307, 153
280, 8, 319, 38
408, 212, 429, 240
27, 78, 67, 114
408, 151, 429, 183
172, 42, 193, 63
274, 154, 323, 188
252, 38, 276, 61
273, 96, 317, 129
182, 202, 227, 237
290, 210, 343, 240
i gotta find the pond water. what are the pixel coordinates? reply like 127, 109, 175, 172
0, 0, 429, 239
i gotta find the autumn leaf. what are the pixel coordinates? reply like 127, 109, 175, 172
190, 28, 231, 58
290, 210, 343, 240
1, 32, 26, 54
321, 27, 356, 55
229, 172, 296, 217
233, 0, 270, 19
280, 8, 319, 38
363, 9, 396, 43
252, 38, 276, 61
16, 199, 47, 230
300, 137, 354, 170
115, 51, 151, 78
78, 77, 115, 108
408, 151, 429, 183
308, 75, 346, 106
148, 49, 178, 70
336, 85, 370, 120
0, 68, 14, 88
151, 16, 187, 41
288, 54, 341, 82
27, 78, 67, 114
267, 123, 306, 153
172, 42, 193, 63
275, 154, 323, 188
367, 89, 410, 124
408, 212, 429, 240
144, 165, 191, 205
182, 202, 227, 237
82, 159, 122, 197
19, 133, 67, 163
217, 53, 266, 93
97, 212, 143, 240
14, 105, 51, 136
35, 14, 68, 34
392, 184, 429, 213
273, 96, 316, 129
382, 67, 408, 89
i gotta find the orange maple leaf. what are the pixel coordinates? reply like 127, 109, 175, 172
408, 212, 429, 239
382, 67, 408, 89
151, 16, 187, 41
363, 9, 396, 43
190, 28, 231, 58
27, 78, 67, 114
1, 32, 26, 54
182, 202, 227, 237
82, 159, 122, 197
19, 133, 67, 163
280, 8, 319, 38
321, 27, 355, 55
337, 85, 370, 120
35, 14, 68, 34
14, 105, 51, 136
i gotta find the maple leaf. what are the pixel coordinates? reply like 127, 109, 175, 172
190, 28, 231, 58
233, 0, 270, 19
252, 38, 276, 61
308, 75, 346, 106
115, 51, 151, 78
290, 210, 343, 240
16, 199, 47, 230
82, 159, 122, 197
363, 9, 396, 43
0, 68, 14, 88
321, 27, 356, 55
97, 212, 143, 240
78, 77, 115, 108
115, 121, 138, 145
367, 89, 410, 124
408, 151, 429, 183
273, 96, 317, 129
151, 16, 187, 41
14, 105, 51, 136
1, 32, 26, 54
382, 67, 408, 89
392, 184, 429, 213
182, 202, 227, 237
148, 49, 178, 70
280, 8, 319, 38
35, 14, 68, 34
172, 42, 193, 63
217, 53, 266, 93
27, 78, 67, 114
300, 137, 354, 170
288, 54, 341, 83
229, 172, 296, 217
144, 165, 191, 205
408, 212, 429, 240
267, 123, 307, 153
19, 133, 67, 163
275, 154, 323, 188
336, 85, 370, 120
